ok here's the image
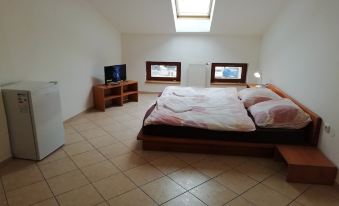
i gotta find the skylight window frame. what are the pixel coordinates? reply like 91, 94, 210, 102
175, 0, 213, 19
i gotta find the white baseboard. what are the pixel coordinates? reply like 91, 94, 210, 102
138, 91, 161, 94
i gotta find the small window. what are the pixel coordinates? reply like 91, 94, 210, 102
171, 0, 216, 32
175, 0, 213, 18
146, 61, 181, 82
210, 63, 248, 83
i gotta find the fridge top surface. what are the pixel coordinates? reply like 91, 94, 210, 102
1, 81, 56, 92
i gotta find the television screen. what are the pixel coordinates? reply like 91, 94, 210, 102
104, 64, 126, 84
114, 64, 126, 81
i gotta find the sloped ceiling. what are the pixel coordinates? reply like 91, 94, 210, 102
87, 0, 287, 35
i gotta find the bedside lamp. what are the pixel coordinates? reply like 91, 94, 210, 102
253, 71, 265, 88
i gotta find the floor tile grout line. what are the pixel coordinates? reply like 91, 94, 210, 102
41, 170, 89, 198
62, 144, 108, 204
40, 131, 104, 198
66, 95, 339, 205
262, 175, 311, 202
222, 195, 258, 206
107, 167, 162, 205
68, 114, 141, 143
163, 165, 212, 205
2, 152, 289, 206
3, 177, 45, 194
4, 159, 128, 202
81, 135, 160, 205
144, 168, 187, 205
104, 147, 257, 205
257, 168, 306, 202
231, 167, 290, 205
159, 191, 209, 206
137, 164, 188, 205
0, 177, 9, 206
3, 152, 272, 206
38, 163, 78, 181
39, 136, 155, 201
285, 184, 312, 206
186, 170, 246, 206
106, 150, 195, 206
69, 152, 107, 169
107, 153, 149, 172
5, 94, 327, 205
35, 163, 61, 206
186, 158, 286, 206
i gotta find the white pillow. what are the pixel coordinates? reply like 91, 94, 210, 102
248, 98, 311, 129
238, 88, 282, 108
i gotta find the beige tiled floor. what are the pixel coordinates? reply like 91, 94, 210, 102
0, 94, 339, 206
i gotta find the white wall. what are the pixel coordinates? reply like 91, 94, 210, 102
260, 0, 339, 182
0, 0, 121, 162
122, 34, 262, 92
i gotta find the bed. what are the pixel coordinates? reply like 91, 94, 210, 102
137, 84, 321, 157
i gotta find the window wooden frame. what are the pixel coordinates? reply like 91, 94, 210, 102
210, 63, 248, 83
175, 0, 213, 18
146, 61, 181, 82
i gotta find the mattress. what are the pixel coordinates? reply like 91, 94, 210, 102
144, 86, 255, 132
142, 104, 308, 145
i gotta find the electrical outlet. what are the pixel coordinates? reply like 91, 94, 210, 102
324, 123, 331, 133
330, 127, 336, 137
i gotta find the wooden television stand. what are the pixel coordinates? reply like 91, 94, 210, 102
93, 80, 138, 111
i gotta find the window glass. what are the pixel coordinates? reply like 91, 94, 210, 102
211, 63, 247, 83
176, 0, 212, 17
150, 65, 177, 78
146, 61, 181, 82
214, 66, 242, 79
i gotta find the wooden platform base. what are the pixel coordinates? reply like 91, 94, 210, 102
139, 132, 275, 157
276, 145, 337, 185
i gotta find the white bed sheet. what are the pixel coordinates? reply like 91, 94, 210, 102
144, 86, 256, 132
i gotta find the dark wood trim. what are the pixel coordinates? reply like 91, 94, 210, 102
210, 82, 247, 86
266, 84, 322, 146
276, 145, 337, 184
139, 132, 274, 157
93, 80, 138, 111
146, 61, 181, 82
145, 80, 180, 84
210, 63, 247, 83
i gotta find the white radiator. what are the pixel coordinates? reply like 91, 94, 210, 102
187, 64, 209, 87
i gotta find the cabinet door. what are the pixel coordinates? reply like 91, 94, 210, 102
2, 90, 37, 159
31, 84, 65, 160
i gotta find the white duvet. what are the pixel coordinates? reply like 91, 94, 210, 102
144, 86, 256, 132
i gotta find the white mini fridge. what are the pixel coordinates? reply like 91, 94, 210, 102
2, 81, 65, 160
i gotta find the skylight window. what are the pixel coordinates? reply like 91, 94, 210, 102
176, 0, 212, 18
171, 0, 215, 32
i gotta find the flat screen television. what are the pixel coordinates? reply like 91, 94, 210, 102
104, 64, 126, 84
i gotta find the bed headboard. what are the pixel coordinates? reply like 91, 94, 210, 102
266, 84, 322, 146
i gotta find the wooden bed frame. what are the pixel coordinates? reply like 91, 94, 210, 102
137, 84, 322, 157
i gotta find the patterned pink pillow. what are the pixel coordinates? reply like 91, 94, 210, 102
249, 99, 311, 129
253, 111, 268, 125
269, 105, 298, 124
238, 88, 282, 108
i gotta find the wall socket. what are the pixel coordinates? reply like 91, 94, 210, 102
324, 123, 331, 133
324, 122, 335, 137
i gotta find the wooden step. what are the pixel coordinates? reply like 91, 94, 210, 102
276, 145, 337, 184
